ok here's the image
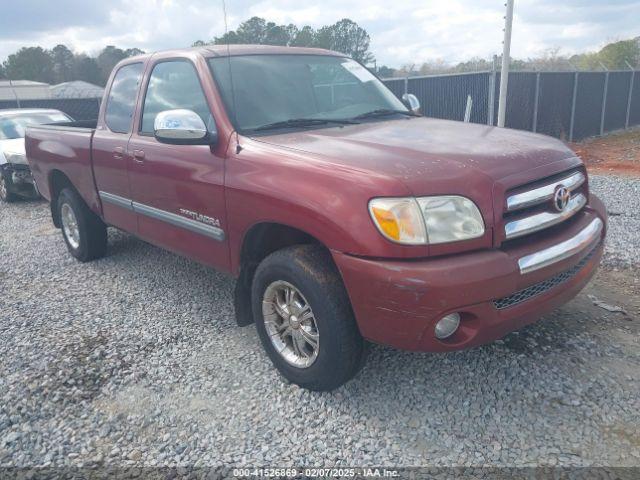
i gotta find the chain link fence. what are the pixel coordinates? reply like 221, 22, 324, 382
0, 94, 101, 121
0, 86, 103, 121
383, 69, 640, 141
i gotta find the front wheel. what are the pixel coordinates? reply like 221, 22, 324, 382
57, 188, 107, 262
252, 245, 366, 391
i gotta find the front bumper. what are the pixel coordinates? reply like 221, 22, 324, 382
2, 163, 35, 183
1, 163, 36, 195
333, 194, 607, 352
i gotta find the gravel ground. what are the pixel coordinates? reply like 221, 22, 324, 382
0, 174, 639, 470
590, 175, 640, 269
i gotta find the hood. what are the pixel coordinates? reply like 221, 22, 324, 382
0, 138, 27, 165
251, 117, 578, 195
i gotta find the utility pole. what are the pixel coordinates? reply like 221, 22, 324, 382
497, 0, 514, 127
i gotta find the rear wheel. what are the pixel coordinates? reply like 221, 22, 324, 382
57, 188, 107, 262
0, 171, 17, 203
252, 245, 366, 391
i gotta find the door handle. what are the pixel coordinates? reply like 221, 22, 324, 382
112, 146, 124, 159
132, 150, 145, 163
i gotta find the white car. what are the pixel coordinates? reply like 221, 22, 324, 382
0, 108, 73, 202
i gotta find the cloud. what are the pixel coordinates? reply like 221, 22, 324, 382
1, 0, 638, 67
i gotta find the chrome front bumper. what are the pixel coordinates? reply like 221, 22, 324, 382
517, 217, 604, 274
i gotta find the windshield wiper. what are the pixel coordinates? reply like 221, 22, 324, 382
353, 109, 418, 120
252, 117, 359, 132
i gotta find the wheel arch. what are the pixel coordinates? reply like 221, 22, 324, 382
48, 169, 76, 228
233, 221, 336, 327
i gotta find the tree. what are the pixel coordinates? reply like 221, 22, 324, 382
0, 64, 6, 79
51, 44, 75, 83
215, 16, 265, 44
452, 57, 494, 73
598, 39, 639, 69
291, 26, 316, 47
213, 31, 243, 44
124, 48, 145, 57
210, 17, 374, 62
96, 46, 128, 84
214, 17, 298, 46
263, 23, 295, 46
72, 54, 103, 85
2, 47, 54, 83
315, 19, 374, 64
376, 65, 396, 78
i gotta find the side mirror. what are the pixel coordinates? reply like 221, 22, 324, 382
402, 93, 421, 114
154, 109, 216, 145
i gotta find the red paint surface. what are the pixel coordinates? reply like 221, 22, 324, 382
25, 46, 607, 352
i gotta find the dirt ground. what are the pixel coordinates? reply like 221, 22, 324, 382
570, 128, 640, 176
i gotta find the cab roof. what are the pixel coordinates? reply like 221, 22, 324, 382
126, 44, 347, 63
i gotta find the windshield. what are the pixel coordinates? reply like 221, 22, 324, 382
208, 54, 408, 132
0, 112, 72, 140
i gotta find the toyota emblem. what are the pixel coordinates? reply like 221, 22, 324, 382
553, 185, 571, 212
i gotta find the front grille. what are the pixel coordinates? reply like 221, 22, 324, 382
492, 242, 600, 310
502, 168, 587, 243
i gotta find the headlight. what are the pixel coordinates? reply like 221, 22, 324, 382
417, 195, 485, 244
369, 195, 484, 245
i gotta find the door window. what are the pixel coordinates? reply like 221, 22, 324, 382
140, 60, 214, 135
104, 63, 143, 134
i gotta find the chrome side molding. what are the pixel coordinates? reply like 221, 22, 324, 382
98, 191, 225, 242
99, 191, 133, 211
518, 217, 603, 274
133, 202, 225, 241
506, 170, 585, 212
505, 193, 587, 240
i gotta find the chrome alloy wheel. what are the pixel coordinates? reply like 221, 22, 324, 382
262, 280, 320, 368
61, 203, 81, 249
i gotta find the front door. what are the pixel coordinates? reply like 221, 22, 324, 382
126, 59, 229, 271
92, 62, 144, 234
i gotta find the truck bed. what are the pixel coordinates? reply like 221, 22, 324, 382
25, 122, 101, 214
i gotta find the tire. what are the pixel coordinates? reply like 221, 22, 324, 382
252, 245, 366, 391
0, 170, 18, 203
56, 188, 107, 262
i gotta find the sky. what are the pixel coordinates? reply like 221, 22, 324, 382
0, 0, 638, 68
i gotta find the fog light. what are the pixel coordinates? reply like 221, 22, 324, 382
434, 313, 461, 339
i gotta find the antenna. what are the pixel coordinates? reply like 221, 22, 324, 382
221, 0, 230, 56
221, 0, 240, 151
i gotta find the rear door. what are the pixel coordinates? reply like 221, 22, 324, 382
92, 62, 144, 233
126, 58, 230, 271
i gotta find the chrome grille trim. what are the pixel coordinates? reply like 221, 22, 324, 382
506, 171, 585, 212
517, 217, 603, 274
493, 240, 601, 310
504, 193, 587, 240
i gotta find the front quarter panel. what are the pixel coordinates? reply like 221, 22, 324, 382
226, 137, 426, 274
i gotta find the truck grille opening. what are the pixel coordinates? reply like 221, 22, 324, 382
502, 168, 588, 244
492, 242, 600, 310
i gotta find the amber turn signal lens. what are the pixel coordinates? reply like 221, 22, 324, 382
368, 198, 427, 245
371, 206, 400, 240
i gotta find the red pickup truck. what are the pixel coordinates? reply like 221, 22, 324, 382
26, 45, 607, 390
